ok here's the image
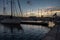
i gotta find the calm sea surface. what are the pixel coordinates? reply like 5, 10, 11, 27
0, 23, 50, 40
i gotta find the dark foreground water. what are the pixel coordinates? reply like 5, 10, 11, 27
0, 24, 50, 40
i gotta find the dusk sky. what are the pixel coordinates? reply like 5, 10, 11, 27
0, 0, 60, 17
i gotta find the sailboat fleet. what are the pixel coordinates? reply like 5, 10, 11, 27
0, 0, 59, 27
1, 0, 22, 24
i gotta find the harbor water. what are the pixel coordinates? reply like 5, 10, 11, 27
0, 23, 50, 40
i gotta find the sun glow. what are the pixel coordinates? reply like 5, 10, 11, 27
22, 9, 60, 17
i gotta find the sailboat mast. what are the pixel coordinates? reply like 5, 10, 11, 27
38, 8, 39, 17
41, 9, 42, 17
3, 0, 6, 15
10, 0, 13, 18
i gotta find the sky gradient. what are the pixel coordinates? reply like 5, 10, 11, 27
0, 0, 60, 17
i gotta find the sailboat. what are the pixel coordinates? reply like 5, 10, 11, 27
1, 0, 22, 25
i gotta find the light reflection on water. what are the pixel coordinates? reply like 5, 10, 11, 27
0, 24, 50, 40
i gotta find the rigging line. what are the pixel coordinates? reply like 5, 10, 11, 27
10, 0, 16, 17
17, 0, 23, 17
6, 0, 10, 15
12, 0, 16, 16
14, 1, 18, 17
10, 0, 14, 18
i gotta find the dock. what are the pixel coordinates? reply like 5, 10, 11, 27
41, 25, 60, 40
0, 19, 48, 27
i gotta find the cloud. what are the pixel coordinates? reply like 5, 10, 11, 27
47, 6, 60, 11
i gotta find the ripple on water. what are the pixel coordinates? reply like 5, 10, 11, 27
0, 24, 50, 40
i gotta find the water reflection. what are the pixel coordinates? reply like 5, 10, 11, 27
0, 23, 50, 40
2, 24, 23, 33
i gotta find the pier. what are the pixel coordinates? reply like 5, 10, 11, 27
0, 18, 49, 27
41, 25, 60, 40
